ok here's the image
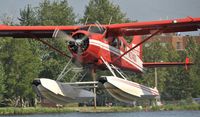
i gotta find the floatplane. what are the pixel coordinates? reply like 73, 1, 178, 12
0, 17, 199, 105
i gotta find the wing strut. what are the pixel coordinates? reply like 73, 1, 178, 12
29, 33, 71, 58
100, 56, 117, 77
113, 28, 166, 63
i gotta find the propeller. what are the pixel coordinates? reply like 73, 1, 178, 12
70, 33, 89, 67
52, 29, 89, 66
52, 29, 75, 42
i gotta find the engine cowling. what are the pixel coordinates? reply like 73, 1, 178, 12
68, 32, 89, 54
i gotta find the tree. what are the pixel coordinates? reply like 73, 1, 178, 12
142, 36, 193, 101
0, 60, 5, 106
80, 0, 129, 24
0, 14, 14, 25
0, 0, 77, 106
186, 37, 200, 98
35, 0, 76, 80
18, 0, 77, 80
162, 44, 192, 100
164, 67, 192, 100
142, 39, 170, 93
18, 4, 38, 26
37, 0, 76, 25
0, 38, 42, 107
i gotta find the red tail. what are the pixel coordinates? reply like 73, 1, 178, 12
185, 57, 190, 70
131, 36, 143, 59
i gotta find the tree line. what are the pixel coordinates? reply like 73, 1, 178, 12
0, 0, 200, 107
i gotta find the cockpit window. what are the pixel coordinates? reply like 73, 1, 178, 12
80, 25, 106, 34
88, 26, 106, 34
80, 26, 89, 31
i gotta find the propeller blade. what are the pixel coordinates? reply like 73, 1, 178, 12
52, 29, 75, 42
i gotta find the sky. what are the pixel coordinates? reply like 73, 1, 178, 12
0, 0, 200, 34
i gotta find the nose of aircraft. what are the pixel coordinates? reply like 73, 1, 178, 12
68, 32, 89, 54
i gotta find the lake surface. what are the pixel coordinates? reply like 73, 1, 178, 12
1, 111, 200, 117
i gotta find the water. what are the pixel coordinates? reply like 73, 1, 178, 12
1, 111, 200, 117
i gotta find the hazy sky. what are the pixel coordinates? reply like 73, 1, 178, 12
0, 0, 200, 21
0, 0, 199, 34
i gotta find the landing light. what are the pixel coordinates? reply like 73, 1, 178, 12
173, 20, 178, 24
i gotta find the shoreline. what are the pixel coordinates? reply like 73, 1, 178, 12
0, 104, 200, 115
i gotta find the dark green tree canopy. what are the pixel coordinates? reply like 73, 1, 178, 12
18, 4, 37, 26
0, 0, 77, 107
18, 0, 77, 80
81, 0, 129, 24
37, 0, 76, 25
19, 0, 76, 26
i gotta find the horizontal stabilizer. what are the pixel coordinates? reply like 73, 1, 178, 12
143, 62, 193, 68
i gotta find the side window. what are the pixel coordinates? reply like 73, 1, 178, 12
110, 37, 125, 50
111, 38, 118, 47
120, 41, 126, 51
119, 40, 122, 48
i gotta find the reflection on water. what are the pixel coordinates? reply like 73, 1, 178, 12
1, 111, 200, 117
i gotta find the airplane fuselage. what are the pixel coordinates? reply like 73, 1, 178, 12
69, 27, 144, 72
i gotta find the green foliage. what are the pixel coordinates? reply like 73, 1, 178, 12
18, 4, 38, 26
0, 107, 75, 115
33, 0, 76, 80
163, 67, 192, 100
19, 0, 76, 26
0, 62, 5, 105
142, 41, 170, 92
80, 0, 129, 24
186, 37, 200, 97
142, 39, 193, 101
0, 14, 14, 25
0, 38, 42, 106
37, 0, 76, 25
17, 0, 76, 80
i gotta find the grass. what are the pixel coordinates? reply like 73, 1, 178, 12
0, 104, 200, 115
0, 106, 142, 115
0, 107, 76, 115
77, 106, 142, 112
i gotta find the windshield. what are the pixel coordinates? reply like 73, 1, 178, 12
88, 26, 106, 34
80, 26, 89, 31
80, 25, 106, 34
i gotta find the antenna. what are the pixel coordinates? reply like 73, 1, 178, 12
109, 16, 112, 25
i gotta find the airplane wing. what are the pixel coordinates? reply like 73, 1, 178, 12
105, 17, 200, 37
0, 25, 80, 38
1, 17, 199, 38
111, 17, 200, 63
0, 25, 80, 57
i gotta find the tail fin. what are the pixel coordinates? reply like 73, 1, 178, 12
131, 36, 142, 59
185, 57, 190, 70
